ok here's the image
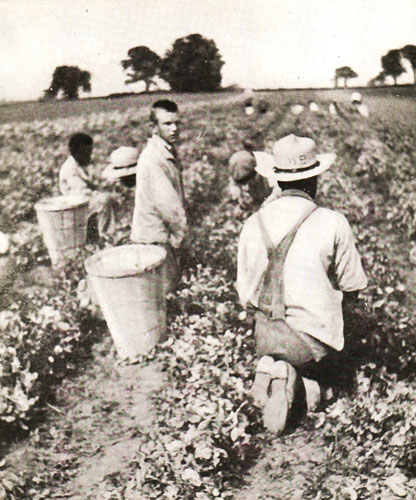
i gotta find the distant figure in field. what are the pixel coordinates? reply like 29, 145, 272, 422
290, 104, 304, 116
328, 100, 344, 117
59, 133, 118, 239
228, 149, 274, 206
244, 98, 255, 116
350, 91, 370, 118
257, 99, 270, 114
308, 101, 320, 112
130, 99, 188, 294
102, 146, 139, 188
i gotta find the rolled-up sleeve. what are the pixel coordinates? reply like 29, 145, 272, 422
334, 214, 368, 292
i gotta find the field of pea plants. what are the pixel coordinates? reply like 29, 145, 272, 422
1, 88, 416, 499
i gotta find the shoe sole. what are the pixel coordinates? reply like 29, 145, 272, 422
250, 371, 272, 408
263, 378, 289, 433
263, 361, 297, 434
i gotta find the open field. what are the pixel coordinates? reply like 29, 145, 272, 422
1, 90, 416, 499
0, 92, 240, 125
0, 85, 415, 125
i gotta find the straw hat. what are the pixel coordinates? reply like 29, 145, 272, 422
290, 104, 304, 115
350, 91, 362, 103
309, 101, 320, 112
102, 147, 139, 180
253, 134, 336, 182
229, 150, 256, 182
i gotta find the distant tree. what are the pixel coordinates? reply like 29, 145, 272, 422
160, 34, 224, 92
381, 50, 405, 85
121, 46, 161, 92
334, 66, 358, 88
401, 44, 416, 84
368, 71, 386, 87
44, 66, 91, 100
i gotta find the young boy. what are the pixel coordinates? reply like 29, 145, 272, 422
59, 133, 118, 238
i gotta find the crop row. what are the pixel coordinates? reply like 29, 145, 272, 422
1, 95, 416, 498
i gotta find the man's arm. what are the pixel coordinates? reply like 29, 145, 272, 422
333, 214, 368, 293
150, 164, 187, 249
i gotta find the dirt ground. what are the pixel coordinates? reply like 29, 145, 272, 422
5, 333, 335, 500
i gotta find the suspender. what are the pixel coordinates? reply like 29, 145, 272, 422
256, 205, 318, 320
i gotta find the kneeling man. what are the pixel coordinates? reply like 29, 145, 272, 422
237, 134, 367, 434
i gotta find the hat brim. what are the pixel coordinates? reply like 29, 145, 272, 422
253, 152, 336, 182
102, 165, 137, 180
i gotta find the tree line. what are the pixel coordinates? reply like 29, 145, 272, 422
369, 45, 416, 86
334, 44, 416, 89
43, 33, 224, 100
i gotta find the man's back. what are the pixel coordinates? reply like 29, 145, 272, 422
237, 192, 367, 351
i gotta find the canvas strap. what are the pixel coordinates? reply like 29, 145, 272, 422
257, 204, 318, 320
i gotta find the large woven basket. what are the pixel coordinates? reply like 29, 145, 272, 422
85, 244, 167, 360
35, 195, 90, 267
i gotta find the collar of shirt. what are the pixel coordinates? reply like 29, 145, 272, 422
150, 134, 182, 171
150, 134, 174, 155
281, 189, 313, 202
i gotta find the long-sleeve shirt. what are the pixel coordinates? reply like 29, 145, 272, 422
237, 190, 367, 351
130, 135, 187, 249
59, 156, 93, 196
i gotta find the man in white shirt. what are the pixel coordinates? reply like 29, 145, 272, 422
131, 100, 187, 293
237, 134, 367, 434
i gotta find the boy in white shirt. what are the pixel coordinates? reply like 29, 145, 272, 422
59, 133, 118, 239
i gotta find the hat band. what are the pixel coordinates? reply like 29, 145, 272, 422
273, 160, 320, 174
113, 162, 137, 170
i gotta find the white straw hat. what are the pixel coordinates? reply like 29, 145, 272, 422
253, 134, 336, 182
350, 91, 362, 103
309, 101, 320, 112
290, 104, 304, 115
102, 147, 139, 180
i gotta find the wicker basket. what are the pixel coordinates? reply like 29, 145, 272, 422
85, 244, 167, 360
35, 195, 90, 267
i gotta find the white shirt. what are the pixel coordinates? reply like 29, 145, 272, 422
59, 156, 92, 196
130, 135, 187, 248
237, 190, 367, 351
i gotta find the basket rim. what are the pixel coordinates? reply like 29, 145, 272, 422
35, 195, 90, 212
84, 244, 167, 278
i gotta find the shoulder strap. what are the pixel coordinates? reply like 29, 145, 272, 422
257, 203, 317, 252
258, 204, 318, 319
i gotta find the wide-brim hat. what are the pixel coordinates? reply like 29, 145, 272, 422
253, 134, 336, 182
102, 146, 139, 180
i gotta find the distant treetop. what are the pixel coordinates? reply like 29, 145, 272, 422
121, 46, 161, 92
334, 66, 358, 88
44, 66, 91, 100
160, 34, 224, 92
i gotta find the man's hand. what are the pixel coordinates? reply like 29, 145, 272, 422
176, 245, 194, 271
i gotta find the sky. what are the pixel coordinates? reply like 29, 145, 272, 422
1, 0, 416, 102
